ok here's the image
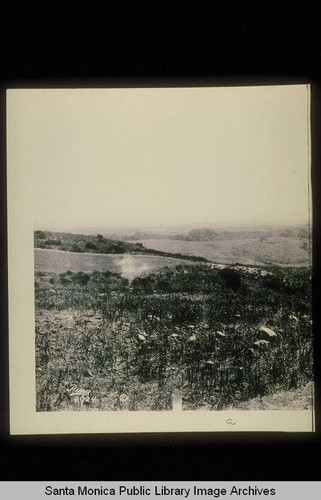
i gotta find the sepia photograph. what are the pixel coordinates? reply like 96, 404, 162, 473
7, 85, 314, 433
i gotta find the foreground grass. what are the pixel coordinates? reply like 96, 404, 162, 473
35, 264, 313, 411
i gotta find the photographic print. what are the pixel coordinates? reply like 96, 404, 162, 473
7, 85, 314, 433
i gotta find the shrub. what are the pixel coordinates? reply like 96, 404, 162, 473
218, 268, 242, 289
86, 242, 98, 250
72, 272, 91, 285
59, 272, 73, 285
107, 244, 126, 254
35, 230, 46, 239
132, 275, 156, 294
44, 239, 61, 246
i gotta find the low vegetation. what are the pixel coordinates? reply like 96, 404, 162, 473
34, 231, 208, 263
35, 263, 313, 412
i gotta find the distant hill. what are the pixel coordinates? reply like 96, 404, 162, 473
34, 230, 209, 263
34, 224, 311, 268
107, 225, 311, 242
127, 229, 311, 267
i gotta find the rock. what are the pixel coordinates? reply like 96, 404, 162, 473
259, 326, 278, 340
253, 340, 270, 347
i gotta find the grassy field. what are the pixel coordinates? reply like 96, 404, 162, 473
35, 228, 310, 267
35, 262, 313, 412
34, 231, 209, 263
34, 249, 202, 281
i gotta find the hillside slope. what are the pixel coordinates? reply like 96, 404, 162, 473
129, 236, 310, 267
34, 231, 208, 263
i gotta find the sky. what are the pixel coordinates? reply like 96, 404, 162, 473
7, 85, 311, 232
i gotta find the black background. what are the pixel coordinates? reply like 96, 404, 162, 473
1, 15, 321, 481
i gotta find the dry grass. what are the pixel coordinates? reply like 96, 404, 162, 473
35, 264, 313, 412
225, 382, 314, 411
130, 236, 310, 267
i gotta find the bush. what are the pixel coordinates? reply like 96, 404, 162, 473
72, 272, 91, 285
107, 244, 126, 254
44, 239, 61, 246
59, 273, 71, 285
132, 275, 156, 294
86, 242, 98, 250
35, 230, 46, 239
218, 268, 242, 289
262, 275, 284, 291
